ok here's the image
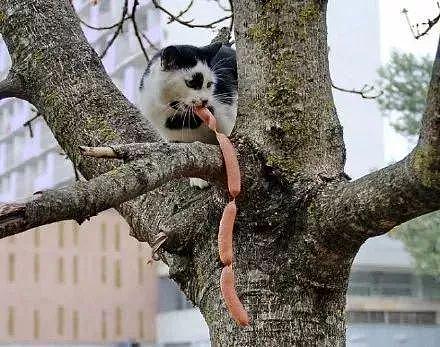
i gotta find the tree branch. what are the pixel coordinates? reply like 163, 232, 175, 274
99, 0, 129, 59
0, 71, 28, 101
151, 0, 231, 29
331, 82, 383, 99
131, 0, 150, 62
312, 33, 440, 242
0, 142, 223, 239
402, 6, 440, 40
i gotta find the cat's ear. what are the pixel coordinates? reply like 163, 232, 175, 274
161, 46, 180, 70
201, 42, 223, 58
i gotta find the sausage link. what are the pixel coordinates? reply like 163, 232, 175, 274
218, 201, 237, 265
220, 265, 250, 326
216, 132, 241, 197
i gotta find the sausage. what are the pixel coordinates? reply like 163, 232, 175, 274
193, 106, 250, 326
218, 201, 237, 265
194, 106, 217, 131
216, 133, 241, 198
220, 265, 250, 326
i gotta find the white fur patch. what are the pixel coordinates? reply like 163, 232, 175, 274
140, 60, 237, 144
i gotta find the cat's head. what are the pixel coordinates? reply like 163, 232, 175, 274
159, 43, 222, 109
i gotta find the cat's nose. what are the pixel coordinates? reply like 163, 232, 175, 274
201, 99, 209, 106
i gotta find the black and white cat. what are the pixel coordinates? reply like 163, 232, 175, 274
139, 43, 238, 188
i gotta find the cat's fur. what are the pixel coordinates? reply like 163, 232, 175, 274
139, 43, 238, 188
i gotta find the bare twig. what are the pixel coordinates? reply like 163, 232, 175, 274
207, 0, 232, 12
141, 32, 159, 51
78, 16, 132, 31
167, 0, 194, 24
151, 0, 231, 29
131, 0, 150, 62
99, 0, 129, 59
227, 0, 234, 41
22, 113, 41, 138
79, 145, 117, 158
331, 82, 383, 99
402, 5, 440, 39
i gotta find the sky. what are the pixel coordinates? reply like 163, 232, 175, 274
379, 1, 439, 162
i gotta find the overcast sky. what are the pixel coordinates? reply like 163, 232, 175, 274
380, 1, 439, 162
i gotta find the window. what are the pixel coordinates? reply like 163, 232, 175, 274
7, 306, 14, 336
73, 256, 78, 284
40, 122, 54, 150
101, 256, 107, 283
114, 224, 120, 251
73, 310, 79, 339
101, 223, 107, 251
57, 306, 64, 335
158, 277, 193, 312
138, 257, 144, 285
8, 253, 15, 282
347, 311, 385, 324
115, 306, 122, 336
34, 227, 40, 247
73, 222, 79, 246
34, 254, 40, 282
348, 271, 415, 297
101, 311, 107, 340
422, 276, 440, 300
34, 310, 40, 339
347, 310, 436, 325
98, 0, 110, 13
114, 260, 121, 288
58, 222, 64, 248
388, 311, 436, 325
58, 257, 64, 283
134, 5, 148, 31
138, 311, 144, 339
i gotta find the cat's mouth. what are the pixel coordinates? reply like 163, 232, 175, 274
168, 101, 214, 114
166, 101, 214, 130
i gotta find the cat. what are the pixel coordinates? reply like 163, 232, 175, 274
139, 43, 238, 188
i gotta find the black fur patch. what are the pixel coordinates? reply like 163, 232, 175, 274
165, 112, 203, 129
209, 46, 237, 105
186, 72, 204, 90
165, 106, 215, 129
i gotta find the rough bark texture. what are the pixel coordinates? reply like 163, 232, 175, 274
1, 0, 440, 346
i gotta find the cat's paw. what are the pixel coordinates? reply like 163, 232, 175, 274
189, 178, 210, 189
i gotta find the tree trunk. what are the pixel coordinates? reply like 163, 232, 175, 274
195, 222, 352, 346
1, 1, 440, 346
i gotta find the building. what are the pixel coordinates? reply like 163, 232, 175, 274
0, 213, 156, 344
0, 0, 161, 344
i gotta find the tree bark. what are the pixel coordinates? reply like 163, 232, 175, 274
1, 0, 440, 346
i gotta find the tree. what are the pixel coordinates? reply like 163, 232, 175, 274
1, 1, 440, 345
378, 51, 440, 277
377, 51, 432, 139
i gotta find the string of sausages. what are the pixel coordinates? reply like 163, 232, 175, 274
194, 107, 250, 327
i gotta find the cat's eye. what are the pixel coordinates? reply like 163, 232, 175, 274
185, 80, 194, 88
207, 82, 213, 88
